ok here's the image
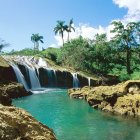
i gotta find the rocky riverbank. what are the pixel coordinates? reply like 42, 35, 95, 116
68, 80, 140, 117
0, 104, 56, 140
0, 82, 31, 106
0, 56, 56, 140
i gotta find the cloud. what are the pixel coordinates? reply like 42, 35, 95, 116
113, 0, 140, 12
113, 0, 140, 22
54, 24, 107, 46
48, 43, 58, 48
53, 0, 140, 47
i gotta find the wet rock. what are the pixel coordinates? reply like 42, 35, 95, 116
0, 82, 32, 106
0, 104, 56, 140
68, 86, 91, 99
113, 94, 140, 116
0, 57, 16, 83
0, 90, 11, 106
68, 80, 140, 117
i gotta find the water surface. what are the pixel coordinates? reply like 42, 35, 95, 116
13, 89, 140, 140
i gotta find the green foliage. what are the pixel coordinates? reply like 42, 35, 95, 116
118, 71, 140, 81
85, 34, 114, 73
9, 48, 39, 56
5, 20, 140, 82
40, 48, 60, 62
111, 21, 140, 74
130, 72, 140, 80
9, 47, 60, 63
119, 73, 130, 81
54, 20, 68, 46
31, 33, 44, 50
109, 66, 129, 81
54, 19, 75, 46
57, 36, 89, 70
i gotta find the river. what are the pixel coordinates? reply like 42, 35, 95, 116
13, 89, 140, 140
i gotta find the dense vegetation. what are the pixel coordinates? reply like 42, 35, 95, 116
6, 21, 140, 81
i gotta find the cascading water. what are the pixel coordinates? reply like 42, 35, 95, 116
25, 65, 41, 89
53, 69, 57, 86
21, 57, 41, 90
72, 73, 80, 88
38, 57, 47, 67
88, 77, 91, 87
46, 69, 57, 87
3, 55, 90, 89
11, 63, 29, 90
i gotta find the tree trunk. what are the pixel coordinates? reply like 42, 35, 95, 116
36, 42, 39, 51
67, 32, 70, 42
62, 33, 64, 47
34, 42, 36, 50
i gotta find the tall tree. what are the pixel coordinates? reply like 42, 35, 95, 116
67, 19, 75, 42
88, 33, 112, 73
54, 20, 67, 46
111, 21, 140, 74
31, 33, 44, 50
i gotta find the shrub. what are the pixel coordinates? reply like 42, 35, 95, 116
130, 71, 140, 80
40, 47, 60, 62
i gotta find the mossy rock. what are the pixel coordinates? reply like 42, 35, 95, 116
0, 82, 31, 106
0, 56, 9, 67
68, 80, 140, 117
0, 104, 56, 140
113, 94, 140, 116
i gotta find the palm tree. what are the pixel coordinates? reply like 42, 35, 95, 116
54, 20, 67, 46
31, 34, 44, 50
67, 19, 75, 42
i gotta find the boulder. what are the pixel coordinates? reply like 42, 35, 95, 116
0, 104, 56, 140
68, 86, 91, 99
113, 94, 140, 116
68, 80, 140, 117
3, 82, 31, 99
0, 82, 32, 106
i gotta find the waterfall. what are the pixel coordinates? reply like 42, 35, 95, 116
38, 57, 47, 67
46, 69, 57, 87
26, 66, 41, 89
72, 73, 79, 88
3, 55, 91, 90
53, 69, 57, 86
88, 77, 91, 87
11, 63, 29, 90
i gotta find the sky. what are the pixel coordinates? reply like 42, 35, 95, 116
0, 0, 140, 52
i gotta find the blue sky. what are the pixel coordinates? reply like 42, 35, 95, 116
0, 0, 139, 51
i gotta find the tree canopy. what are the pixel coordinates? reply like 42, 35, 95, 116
54, 20, 67, 46
111, 21, 140, 74
31, 33, 44, 50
